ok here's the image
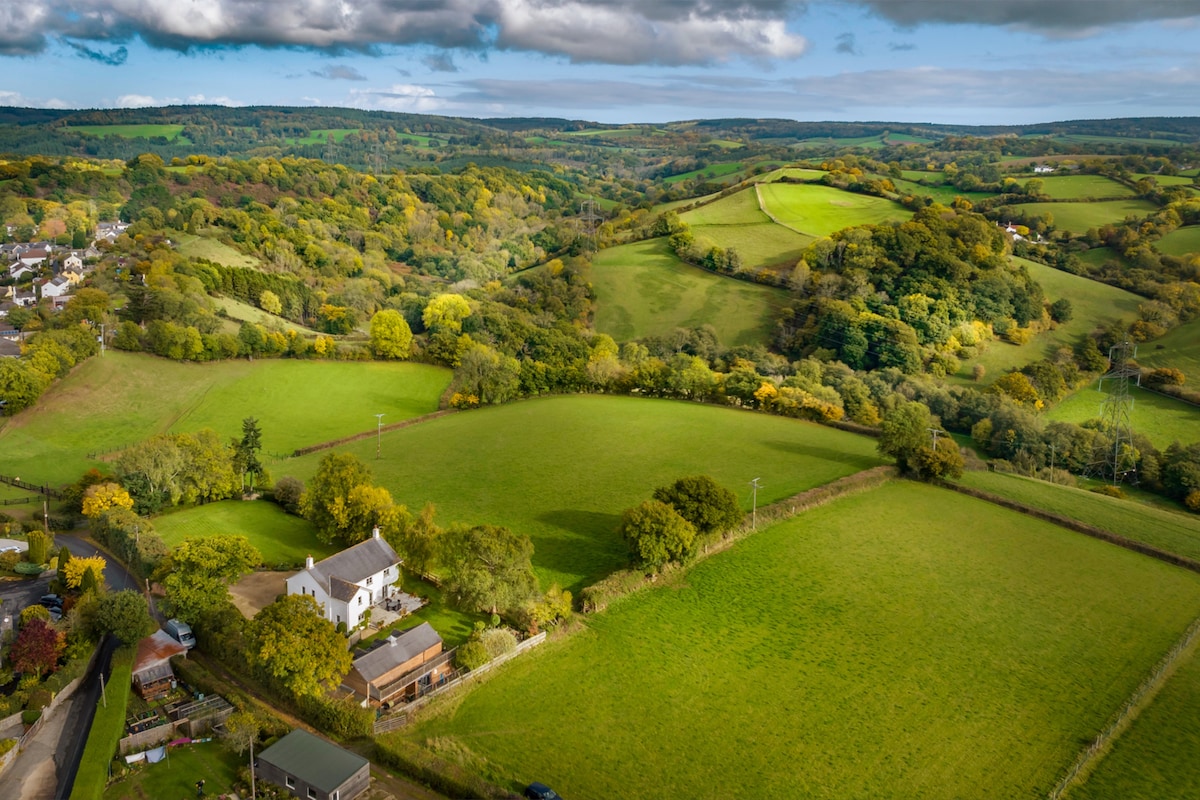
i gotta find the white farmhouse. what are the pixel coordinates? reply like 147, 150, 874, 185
285, 530, 401, 629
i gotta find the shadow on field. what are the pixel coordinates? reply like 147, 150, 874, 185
534, 509, 625, 586
763, 439, 878, 468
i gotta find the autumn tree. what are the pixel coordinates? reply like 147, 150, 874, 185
878, 400, 963, 479
96, 590, 156, 646
619, 499, 697, 573
11, 618, 65, 679
222, 710, 262, 756
248, 594, 352, 699
398, 503, 442, 577
64, 555, 107, 590
422, 293, 472, 333
653, 475, 742, 537
369, 309, 413, 359
300, 452, 380, 544
81, 482, 134, 519
442, 524, 538, 614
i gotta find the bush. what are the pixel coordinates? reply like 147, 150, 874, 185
21, 709, 41, 725
1186, 490, 1200, 514
272, 477, 304, 514
454, 640, 490, 671
1092, 484, 1126, 499
295, 694, 373, 740
0, 551, 19, 572
0, 738, 16, 757
14, 561, 44, 575
25, 687, 52, 712
479, 628, 517, 660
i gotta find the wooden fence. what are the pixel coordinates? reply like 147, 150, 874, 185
0, 475, 62, 500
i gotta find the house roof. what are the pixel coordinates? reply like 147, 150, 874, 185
329, 575, 363, 603
306, 536, 399, 589
258, 729, 368, 793
133, 630, 188, 678
352, 623, 443, 684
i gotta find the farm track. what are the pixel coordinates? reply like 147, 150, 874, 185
289, 408, 457, 457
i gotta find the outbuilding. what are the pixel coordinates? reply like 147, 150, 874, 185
256, 729, 371, 800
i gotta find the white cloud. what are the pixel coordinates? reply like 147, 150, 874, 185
116, 94, 170, 107
0, 89, 68, 108
348, 83, 445, 112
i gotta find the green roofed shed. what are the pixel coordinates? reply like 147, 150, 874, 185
256, 729, 371, 800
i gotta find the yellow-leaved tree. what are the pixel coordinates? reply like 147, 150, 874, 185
64, 555, 106, 590
81, 482, 134, 519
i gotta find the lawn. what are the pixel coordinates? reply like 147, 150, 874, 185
283, 395, 885, 593
1014, 199, 1159, 234
1156, 225, 1200, 258
103, 742, 242, 800
153, 500, 337, 567
1139, 316, 1200, 386
1071, 643, 1200, 800
1035, 175, 1136, 199
0, 352, 451, 486
588, 238, 789, 347
405, 481, 1200, 800
67, 124, 187, 141
1046, 384, 1200, 449
757, 182, 911, 237
175, 232, 261, 269
950, 257, 1142, 384
957, 470, 1200, 562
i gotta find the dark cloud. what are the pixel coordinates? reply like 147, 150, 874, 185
423, 53, 458, 73
852, 1, 1200, 35
835, 32, 857, 54
889, 42, 916, 52
311, 65, 366, 81
63, 40, 128, 65
0, 0, 808, 65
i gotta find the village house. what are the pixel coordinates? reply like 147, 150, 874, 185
94, 221, 129, 243
6, 262, 35, 281
1033, 165, 1056, 174
285, 530, 401, 629
256, 729, 370, 800
41, 274, 72, 299
18, 248, 50, 268
344, 622, 450, 707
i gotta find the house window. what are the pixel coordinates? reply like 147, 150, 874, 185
336, 615, 341, 623
332, 793, 339, 800
358, 596, 364, 605
307, 789, 318, 800
366, 577, 373, 586
286, 776, 295, 789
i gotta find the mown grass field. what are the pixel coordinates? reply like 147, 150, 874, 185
1138, 316, 1200, 386
1132, 173, 1196, 187
103, 742, 240, 800
154, 500, 337, 567
67, 124, 187, 141
1015, 199, 1159, 234
1046, 384, 1200, 449
588, 238, 788, 346
1155, 225, 1200, 258
664, 162, 746, 184
405, 481, 1200, 800
680, 186, 771, 226
175, 232, 260, 268
1035, 175, 1136, 199
758, 182, 911, 237
950, 257, 1142, 384
0, 352, 451, 485
1076, 246, 1123, 268
957, 470, 1200, 562
1071, 642, 1200, 800
889, 178, 994, 205
283, 395, 885, 592
678, 187, 812, 268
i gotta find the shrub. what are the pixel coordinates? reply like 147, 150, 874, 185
21, 709, 41, 725
374, 736, 508, 799
1144, 367, 1186, 389
479, 628, 518, 660
294, 695, 373, 740
0, 551, 19, 572
26, 529, 50, 565
0, 738, 16, 757
25, 688, 52, 712
14, 561, 44, 575
1186, 490, 1200, 514
1092, 484, 1126, 499
454, 640, 490, 671
272, 476, 304, 514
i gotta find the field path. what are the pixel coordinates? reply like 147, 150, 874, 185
755, 182, 810, 237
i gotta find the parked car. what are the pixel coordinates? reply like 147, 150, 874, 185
164, 618, 196, 649
39, 594, 63, 609
524, 783, 563, 800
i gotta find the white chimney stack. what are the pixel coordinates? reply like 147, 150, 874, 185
372, 526, 381, 540
305, 554, 314, 569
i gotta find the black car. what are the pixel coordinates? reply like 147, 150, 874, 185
524, 783, 562, 800
39, 594, 63, 609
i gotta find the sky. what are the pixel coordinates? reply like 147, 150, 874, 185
1, 1, 1199, 125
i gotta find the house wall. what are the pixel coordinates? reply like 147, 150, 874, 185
258, 761, 370, 800
374, 642, 443, 686
285, 572, 352, 626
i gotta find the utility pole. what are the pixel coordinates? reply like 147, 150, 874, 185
99, 670, 107, 708
374, 413, 385, 459
250, 735, 256, 800
1049, 443, 1056, 483
98, 322, 105, 355
749, 478, 761, 530
928, 427, 942, 450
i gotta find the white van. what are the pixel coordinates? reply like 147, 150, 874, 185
164, 619, 196, 649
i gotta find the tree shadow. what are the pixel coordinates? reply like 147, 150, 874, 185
762, 439, 879, 468
531, 509, 626, 592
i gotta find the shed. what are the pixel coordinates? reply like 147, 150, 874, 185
257, 729, 370, 800
132, 630, 188, 700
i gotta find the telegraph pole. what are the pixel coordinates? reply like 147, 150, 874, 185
749, 478, 762, 530
374, 413, 385, 459
928, 427, 942, 449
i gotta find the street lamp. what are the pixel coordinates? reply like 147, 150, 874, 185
374, 413, 385, 459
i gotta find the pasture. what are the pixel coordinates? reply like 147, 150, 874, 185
680, 187, 771, 227
950, 257, 1142, 384
889, 178, 994, 205
678, 189, 812, 269
0, 352, 450, 485
1014, 200, 1159, 234
1155, 225, 1200, 258
1139, 316, 1200, 385
1071, 644, 1200, 800
957, 471, 1200, 563
405, 481, 1200, 800
1131, 172, 1196, 187
67, 124, 187, 141
588, 238, 788, 346
175, 232, 261, 269
1046, 384, 1200, 449
212, 295, 322, 336
757, 182, 911, 237
154, 499, 337, 567
285, 128, 359, 145
283, 394, 886, 592
664, 162, 746, 184
1035, 175, 1135, 200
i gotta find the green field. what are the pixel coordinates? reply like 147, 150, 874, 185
1156, 225, 1200, 258
104, 742, 241, 800
760, 167, 827, 182
1076, 246, 1123, 268
958, 470, 1200, 562
757, 182, 911, 237
1046, 384, 1200, 449
678, 189, 812, 269
213, 295, 322, 336
664, 162, 746, 184
1071, 644, 1200, 799
1035, 175, 1136, 200
284, 395, 885, 592
406, 481, 1200, 799
154, 499, 338, 566
588, 238, 789, 346
175, 232, 261, 269
1139, 316, 1200, 386
951, 257, 1142, 384
1132, 173, 1196, 187
1015, 200, 1159, 234
67, 124, 188, 142
680, 187, 771, 226
890, 178, 995, 205
0, 352, 451, 485
285, 128, 359, 145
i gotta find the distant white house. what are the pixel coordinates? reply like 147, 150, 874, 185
285, 531, 401, 629
41, 275, 73, 299
1033, 165, 1056, 174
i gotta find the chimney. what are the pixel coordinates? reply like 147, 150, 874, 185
305, 554, 314, 569
387, 634, 398, 647
372, 526, 381, 540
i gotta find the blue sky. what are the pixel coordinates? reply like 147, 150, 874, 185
1, 1, 1198, 124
